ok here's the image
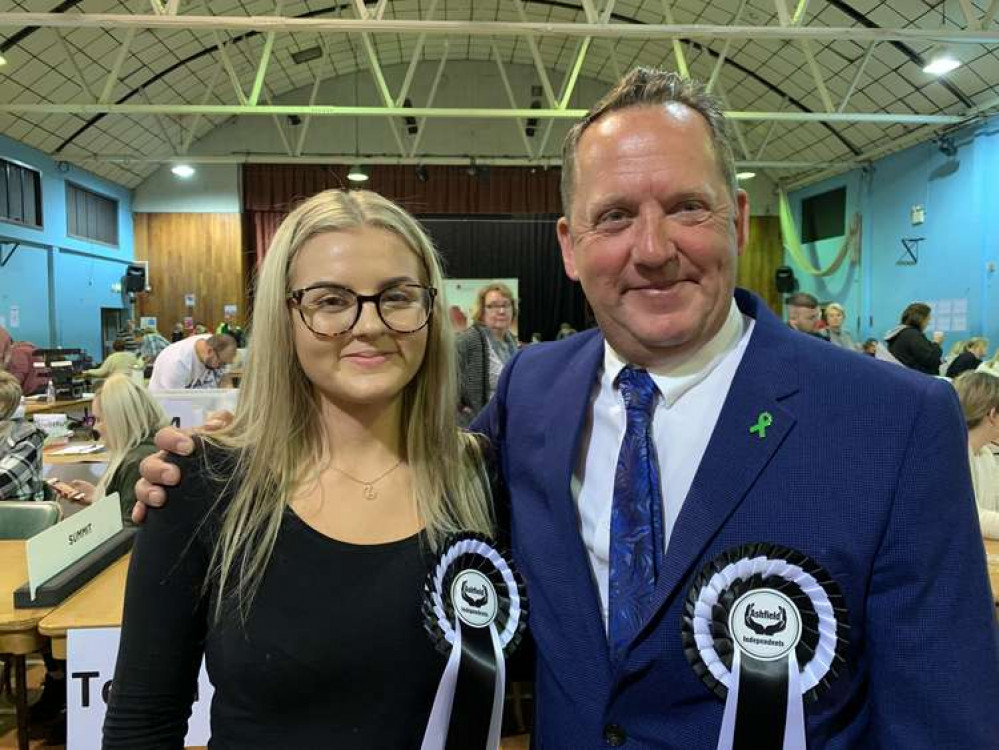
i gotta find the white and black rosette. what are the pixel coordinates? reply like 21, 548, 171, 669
420, 532, 528, 750
681, 543, 849, 750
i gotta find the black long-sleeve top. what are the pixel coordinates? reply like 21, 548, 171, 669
887, 325, 942, 375
102, 444, 447, 749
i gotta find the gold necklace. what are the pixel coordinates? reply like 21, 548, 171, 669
330, 460, 403, 500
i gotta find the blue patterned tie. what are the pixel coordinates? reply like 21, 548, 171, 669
608, 366, 664, 663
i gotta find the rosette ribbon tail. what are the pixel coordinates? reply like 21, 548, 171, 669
420, 619, 506, 750
716, 648, 806, 750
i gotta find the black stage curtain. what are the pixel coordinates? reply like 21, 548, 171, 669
421, 215, 590, 343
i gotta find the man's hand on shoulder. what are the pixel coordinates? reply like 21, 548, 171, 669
131, 410, 234, 523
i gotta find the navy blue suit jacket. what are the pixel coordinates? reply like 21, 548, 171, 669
474, 290, 999, 749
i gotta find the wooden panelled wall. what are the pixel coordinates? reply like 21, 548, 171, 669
133, 213, 246, 333
739, 216, 782, 315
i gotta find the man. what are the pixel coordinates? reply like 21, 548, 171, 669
137, 69, 998, 747
148, 333, 236, 391
138, 326, 171, 364
785, 291, 824, 338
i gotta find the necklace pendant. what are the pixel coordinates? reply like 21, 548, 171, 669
363, 484, 378, 500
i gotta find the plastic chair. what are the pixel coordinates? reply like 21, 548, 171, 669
0, 501, 62, 541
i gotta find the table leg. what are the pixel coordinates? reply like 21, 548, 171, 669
14, 655, 28, 750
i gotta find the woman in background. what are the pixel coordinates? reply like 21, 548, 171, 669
54, 374, 166, 521
946, 338, 989, 379
953, 371, 999, 539
822, 303, 856, 350
884, 302, 943, 375
456, 282, 519, 426
84, 339, 141, 381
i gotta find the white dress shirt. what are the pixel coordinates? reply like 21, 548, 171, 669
572, 299, 754, 627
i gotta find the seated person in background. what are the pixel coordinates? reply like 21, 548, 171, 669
170, 323, 185, 343
556, 322, 577, 340
0, 325, 45, 396
84, 338, 141, 380
785, 292, 825, 339
194, 323, 209, 335
946, 337, 989, 379
884, 302, 943, 375
216, 314, 245, 348
953, 371, 999, 539
823, 302, 856, 350
53, 374, 167, 522
940, 339, 965, 375
148, 333, 237, 391
138, 326, 171, 363
0, 371, 45, 501
979, 353, 999, 378
861, 338, 878, 356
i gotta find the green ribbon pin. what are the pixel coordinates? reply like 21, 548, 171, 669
749, 411, 773, 439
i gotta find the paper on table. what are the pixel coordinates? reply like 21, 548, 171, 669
50, 444, 106, 456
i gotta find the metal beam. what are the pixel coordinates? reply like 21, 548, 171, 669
213, 32, 249, 105
54, 30, 96, 103
55, 152, 853, 170
509, 0, 558, 108
394, 0, 440, 106
408, 42, 450, 158
99, 28, 136, 105
838, 42, 876, 113
799, 38, 835, 112
660, 0, 689, 78
247, 1, 284, 107
352, 0, 408, 156
139, 86, 177, 152
957, 0, 981, 30
0, 103, 968, 125
5, 15, 999, 44
706, 0, 749, 93
294, 36, 335, 156
492, 41, 537, 159
181, 59, 224, 153
984, 0, 999, 28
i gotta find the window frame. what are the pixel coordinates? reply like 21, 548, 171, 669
66, 181, 120, 248
0, 156, 44, 231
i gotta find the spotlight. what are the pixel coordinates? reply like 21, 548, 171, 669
171, 164, 195, 178
403, 98, 418, 136
0, 54, 7, 67
736, 171, 756, 181
525, 100, 541, 138
415, 164, 429, 183
347, 164, 369, 182
291, 46, 323, 65
287, 114, 302, 126
937, 136, 957, 157
922, 47, 960, 75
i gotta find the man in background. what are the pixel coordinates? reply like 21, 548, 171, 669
786, 291, 825, 339
138, 326, 171, 364
148, 333, 236, 391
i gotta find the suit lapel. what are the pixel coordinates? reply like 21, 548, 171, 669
534, 332, 614, 673
641, 292, 802, 642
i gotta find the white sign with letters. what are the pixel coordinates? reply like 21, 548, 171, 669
68, 627, 213, 749
26, 493, 123, 600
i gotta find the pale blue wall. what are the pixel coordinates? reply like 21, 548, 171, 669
787, 116, 999, 351
0, 134, 134, 359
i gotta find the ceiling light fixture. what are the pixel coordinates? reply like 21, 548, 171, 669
171, 164, 195, 178
347, 164, 369, 182
290, 46, 323, 65
922, 47, 960, 75
0, 54, 7, 67
736, 171, 756, 181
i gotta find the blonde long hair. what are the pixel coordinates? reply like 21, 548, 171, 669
0, 370, 22, 442
207, 189, 493, 618
93, 375, 169, 498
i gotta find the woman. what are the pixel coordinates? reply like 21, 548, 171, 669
884, 302, 943, 375
822, 303, 856, 350
952, 371, 999, 539
946, 338, 989, 379
103, 190, 495, 748
0, 325, 44, 395
456, 282, 519, 425
0, 370, 45, 501
84, 339, 141, 381
56, 374, 167, 522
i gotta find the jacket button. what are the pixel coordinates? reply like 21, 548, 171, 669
603, 723, 627, 746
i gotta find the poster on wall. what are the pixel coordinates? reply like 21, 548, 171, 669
223, 304, 237, 317
184, 293, 196, 307
139, 316, 157, 330
7, 305, 19, 328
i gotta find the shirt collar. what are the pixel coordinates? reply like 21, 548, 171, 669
603, 298, 745, 408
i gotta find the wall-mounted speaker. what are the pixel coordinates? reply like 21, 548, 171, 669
124, 264, 146, 293
774, 265, 798, 294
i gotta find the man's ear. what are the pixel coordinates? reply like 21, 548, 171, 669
734, 189, 750, 257
557, 217, 581, 281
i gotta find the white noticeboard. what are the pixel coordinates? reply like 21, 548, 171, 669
68, 627, 213, 749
